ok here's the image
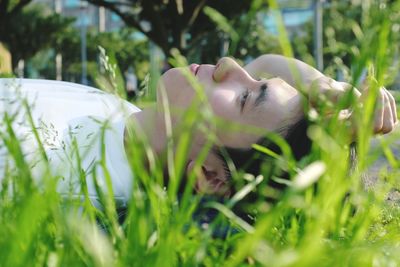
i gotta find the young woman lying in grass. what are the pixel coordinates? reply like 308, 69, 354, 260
0, 55, 397, 209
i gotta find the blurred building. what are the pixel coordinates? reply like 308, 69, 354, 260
34, 0, 124, 32
32, 0, 125, 82
261, 0, 315, 37
260, 0, 325, 70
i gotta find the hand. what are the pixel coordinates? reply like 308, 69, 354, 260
309, 76, 361, 106
339, 85, 398, 135
364, 87, 398, 134
310, 77, 398, 135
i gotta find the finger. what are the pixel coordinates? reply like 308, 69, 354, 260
383, 88, 398, 124
311, 77, 344, 102
373, 91, 385, 134
381, 91, 394, 134
338, 82, 361, 98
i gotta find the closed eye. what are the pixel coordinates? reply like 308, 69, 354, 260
240, 89, 250, 113
254, 83, 268, 108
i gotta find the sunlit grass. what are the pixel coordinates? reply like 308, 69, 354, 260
1, 1, 400, 266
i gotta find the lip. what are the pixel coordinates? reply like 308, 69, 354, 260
189, 63, 200, 75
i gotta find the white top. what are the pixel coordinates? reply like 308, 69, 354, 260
0, 79, 141, 208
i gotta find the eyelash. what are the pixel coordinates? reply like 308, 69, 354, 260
240, 90, 250, 110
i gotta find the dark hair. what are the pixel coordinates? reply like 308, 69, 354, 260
215, 116, 311, 191
207, 117, 360, 226
202, 116, 311, 224
217, 116, 360, 193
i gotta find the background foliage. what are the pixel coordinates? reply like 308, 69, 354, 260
0, 3, 73, 72
1, 0, 399, 91
0, 0, 400, 266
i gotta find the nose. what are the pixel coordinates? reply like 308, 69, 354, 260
213, 57, 254, 83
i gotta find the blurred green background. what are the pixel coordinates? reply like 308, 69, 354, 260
1, 1, 400, 266
1, 0, 399, 98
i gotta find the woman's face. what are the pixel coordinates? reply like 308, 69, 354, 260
158, 57, 302, 149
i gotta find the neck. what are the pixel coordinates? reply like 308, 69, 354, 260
126, 106, 167, 156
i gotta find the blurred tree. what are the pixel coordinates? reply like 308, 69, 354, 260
0, 4, 73, 74
198, 1, 281, 63
0, 0, 33, 28
84, 0, 254, 59
292, 0, 399, 85
32, 26, 149, 93
93, 30, 149, 82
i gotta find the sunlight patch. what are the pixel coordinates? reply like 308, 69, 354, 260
292, 161, 326, 190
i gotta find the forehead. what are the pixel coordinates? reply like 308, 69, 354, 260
222, 81, 302, 147
244, 80, 301, 123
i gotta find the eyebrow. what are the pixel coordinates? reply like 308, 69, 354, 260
253, 83, 268, 108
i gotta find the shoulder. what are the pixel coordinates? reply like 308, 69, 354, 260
0, 78, 104, 93
0, 78, 141, 114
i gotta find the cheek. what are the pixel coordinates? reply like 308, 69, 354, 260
263, 91, 302, 127
210, 90, 236, 118
271, 88, 298, 106
159, 68, 194, 107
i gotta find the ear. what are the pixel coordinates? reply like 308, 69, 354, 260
185, 159, 230, 195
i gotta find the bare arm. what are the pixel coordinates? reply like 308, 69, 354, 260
244, 54, 324, 87
244, 54, 356, 99
245, 54, 397, 134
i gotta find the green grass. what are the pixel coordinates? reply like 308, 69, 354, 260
1, 1, 400, 266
